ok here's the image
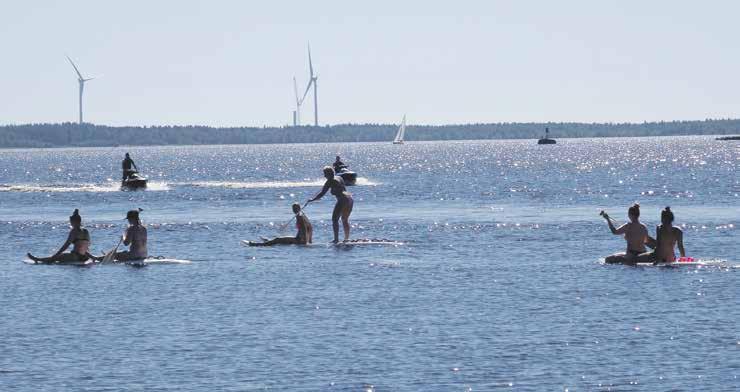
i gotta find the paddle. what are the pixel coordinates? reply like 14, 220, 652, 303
599, 210, 618, 224
101, 236, 123, 263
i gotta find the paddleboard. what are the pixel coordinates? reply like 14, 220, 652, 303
607, 258, 723, 267
330, 240, 404, 247
108, 258, 191, 265
241, 239, 319, 247
25, 257, 189, 266
23, 258, 94, 266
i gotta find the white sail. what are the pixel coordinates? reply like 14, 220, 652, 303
393, 115, 406, 144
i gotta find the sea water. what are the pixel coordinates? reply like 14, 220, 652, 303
0, 136, 738, 390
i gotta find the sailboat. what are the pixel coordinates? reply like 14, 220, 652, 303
393, 115, 406, 144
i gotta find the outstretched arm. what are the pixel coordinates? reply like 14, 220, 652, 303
309, 182, 330, 202
605, 217, 626, 235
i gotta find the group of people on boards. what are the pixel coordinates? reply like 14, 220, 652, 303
602, 204, 686, 264
249, 159, 355, 246
27, 209, 148, 264
25, 153, 692, 262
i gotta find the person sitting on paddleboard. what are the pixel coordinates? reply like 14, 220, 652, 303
637, 207, 686, 263
27, 209, 98, 264
114, 209, 148, 261
308, 166, 354, 243
122, 153, 138, 181
249, 203, 313, 246
602, 203, 655, 264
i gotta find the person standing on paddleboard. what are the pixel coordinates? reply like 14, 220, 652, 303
308, 166, 354, 243
601, 203, 655, 264
27, 209, 98, 264
249, 203, 313, 246
114, 209, 148, 261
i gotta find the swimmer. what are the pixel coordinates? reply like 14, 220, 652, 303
27, 209, 98, 264
113, 209, 148, 261
308, 166, 354, 243
249, 203, 313, 246
601, 203, 655, 264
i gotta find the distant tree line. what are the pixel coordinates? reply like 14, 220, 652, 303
0, 119, 738, 148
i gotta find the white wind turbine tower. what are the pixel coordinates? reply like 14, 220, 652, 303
66, 55, 96, 124
300, 44, 319, 126
292, 76, 301, 126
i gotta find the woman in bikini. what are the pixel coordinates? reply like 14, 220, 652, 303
114, 209, 148, 261
27, 209, 97, 264
308, 166, 354, 243
602, 203, 655, 264
249, 203, 313, 246
637, 207, 686, 263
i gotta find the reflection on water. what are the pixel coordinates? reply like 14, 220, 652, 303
0, 137, 738, 390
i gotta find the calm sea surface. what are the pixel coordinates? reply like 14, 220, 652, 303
1, 137, 738, 391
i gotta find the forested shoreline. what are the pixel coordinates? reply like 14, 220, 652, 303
1, 119, 739, 148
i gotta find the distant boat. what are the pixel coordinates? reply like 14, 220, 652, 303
393, 115, 406, 144
716, 135, 740, 140
538, 127, 556, 145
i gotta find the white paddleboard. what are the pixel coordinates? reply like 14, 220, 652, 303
330, 240, 404, 247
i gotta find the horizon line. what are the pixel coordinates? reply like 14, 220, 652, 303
2, 117, 740, 129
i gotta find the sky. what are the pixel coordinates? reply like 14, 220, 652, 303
1, 0, 739, 127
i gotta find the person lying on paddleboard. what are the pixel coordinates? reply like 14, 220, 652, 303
114, 209, 148, 261
27, 209, 99, 264
637, 207, 686, 263
308, 166, 354, 243
601, 203, 655, 264
249, 203, 313, 246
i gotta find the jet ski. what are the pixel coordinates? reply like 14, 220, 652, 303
335, 166, 357, 186
121, 170, 148, 190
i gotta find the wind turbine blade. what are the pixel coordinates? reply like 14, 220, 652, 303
293, 76, 300, 104
66, 55, 84, 80
300, 79, 313, 104
307, 43, 314, 77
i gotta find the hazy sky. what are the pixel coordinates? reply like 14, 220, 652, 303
2, 1, 739, 126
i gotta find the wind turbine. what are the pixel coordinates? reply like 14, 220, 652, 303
300, 44, 318, 126
66, 55, 96, 124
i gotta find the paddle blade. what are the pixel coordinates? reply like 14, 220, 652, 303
102, 237, 122, 263
102, 249, 116, 263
